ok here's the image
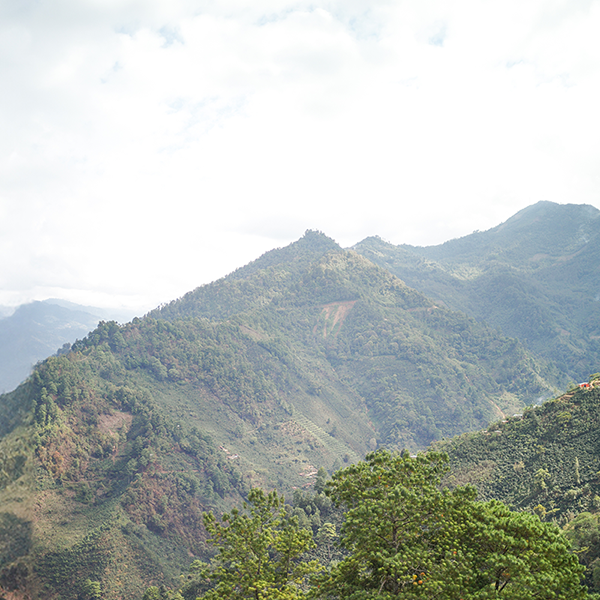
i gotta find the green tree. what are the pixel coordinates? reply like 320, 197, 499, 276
142, 586, 184, 600
316, 523, 337, 562
564, 512, 600, 593
316, 449, 587, 599
314, 468, 329, 494
81, 579, 101, 599
196, 488, 321, 599
462, 500, 587, 599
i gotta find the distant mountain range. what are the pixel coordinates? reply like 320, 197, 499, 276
1, 201, 600, 599
0, 300, 140, 393
2, 201, 596, 395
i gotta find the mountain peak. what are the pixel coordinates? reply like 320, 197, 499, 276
148, 231, 343, 321
497, 201, 600, 234
400, 201, 600, 265
300, 228, 340, 248
221, 230, 341, 282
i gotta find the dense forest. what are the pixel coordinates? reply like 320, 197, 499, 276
437, 376, 600, 593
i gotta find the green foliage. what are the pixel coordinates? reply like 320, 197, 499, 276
318, 450, 587, 599
81, 578, 102, 599
565, 512, 600, 593
291, 485, 343, 567
142, 232, 551, 449
0, 300, 102, 393
142, 586, 185, 600
35, 526, 110, 600
0, 513, 32, 567
195, 488, 321, 599
353, 203, 600, 385
142, 452, 593, 599
314, 467, 329, 495
437, 381, 600, 595
0, 319, 248, 598
439, 384, 600, 520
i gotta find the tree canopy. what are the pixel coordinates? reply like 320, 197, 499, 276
151, 451, 590, 599
318, 450, 588, 599
193, 488, 321, 599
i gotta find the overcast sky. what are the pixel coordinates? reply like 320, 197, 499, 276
2, 0, 600, 313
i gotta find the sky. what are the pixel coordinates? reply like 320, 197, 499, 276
2, 0, 600, 314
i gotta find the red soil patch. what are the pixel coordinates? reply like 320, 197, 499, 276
315, 301, 356, 338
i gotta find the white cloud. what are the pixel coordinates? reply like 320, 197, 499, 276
1, 0, 600, 310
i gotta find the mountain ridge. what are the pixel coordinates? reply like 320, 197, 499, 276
353, 201, 600, 384
403, 201, 600, 266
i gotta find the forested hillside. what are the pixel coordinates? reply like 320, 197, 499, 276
440, 377, 600, 519
439, 377, 600, 592
150, 230, 551, 448
0, 230, 553, 599
151, 451, 588, 600
0, 301, 102, 393
354, 201, 600, 384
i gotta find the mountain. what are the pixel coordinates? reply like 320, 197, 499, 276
0, 231, 551, 600
353, 201, 600, 384
0, 300, 140, 393
0, 306, 15, 318
148, 230, 551, 448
